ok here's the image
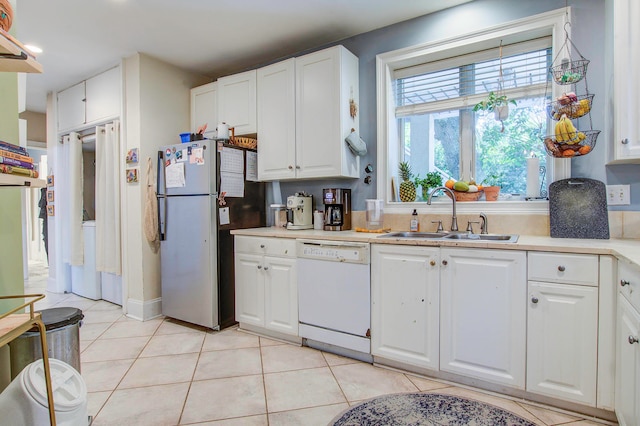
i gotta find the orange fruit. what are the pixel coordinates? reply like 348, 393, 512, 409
445, 179, 455, 189
562, 149, 576, 157
578, 145, 591, 155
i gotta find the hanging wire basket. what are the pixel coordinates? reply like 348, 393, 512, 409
542, 130, 600, 158
549, 23, 590, 85
547, 93, 595, 120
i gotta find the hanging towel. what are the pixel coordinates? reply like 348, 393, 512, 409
143, 157, 160, 253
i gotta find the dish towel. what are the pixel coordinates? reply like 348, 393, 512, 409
144, 157, 160, 253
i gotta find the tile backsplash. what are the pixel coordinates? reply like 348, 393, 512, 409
351, 210, 640, 239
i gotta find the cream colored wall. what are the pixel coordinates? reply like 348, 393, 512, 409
123, 53, 208, 304
18, 110, 46, 143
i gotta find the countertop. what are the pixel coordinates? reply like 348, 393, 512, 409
231, 227, 640, 266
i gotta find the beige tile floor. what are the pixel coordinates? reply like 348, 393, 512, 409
24, 261, 616, 425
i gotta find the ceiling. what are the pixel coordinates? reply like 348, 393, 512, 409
14, 0, 473, 114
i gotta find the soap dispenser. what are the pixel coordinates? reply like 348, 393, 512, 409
410, 209, 419, 232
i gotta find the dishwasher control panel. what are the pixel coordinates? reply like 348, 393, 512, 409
296, 240, 370, 264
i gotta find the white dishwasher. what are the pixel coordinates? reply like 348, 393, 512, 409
296, 239, 371, 361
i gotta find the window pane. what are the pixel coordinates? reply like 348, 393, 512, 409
474, 97, 548, 195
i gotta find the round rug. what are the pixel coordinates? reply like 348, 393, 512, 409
330, 393, 536, 426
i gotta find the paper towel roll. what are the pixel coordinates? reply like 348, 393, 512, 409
526, 156, 540, 198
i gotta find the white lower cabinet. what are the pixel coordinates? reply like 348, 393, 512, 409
616, 293, 640, 425
526, 281, 598, 405
234, 236, 297, 336
371, 244, 440, 370
439, 248, 527, 389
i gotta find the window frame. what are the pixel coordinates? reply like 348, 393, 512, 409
376, 8, 571, 215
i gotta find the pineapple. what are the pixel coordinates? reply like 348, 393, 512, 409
398, 162, 416, 202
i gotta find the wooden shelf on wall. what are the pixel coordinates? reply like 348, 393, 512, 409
0, 173, 46, 188
0, 28, 42, 73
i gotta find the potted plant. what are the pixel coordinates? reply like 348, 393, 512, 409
473, 91, 517, 131
481, 173, 503, 201
414, 171, 443, 200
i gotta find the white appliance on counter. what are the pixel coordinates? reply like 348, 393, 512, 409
296, 239, 371, 361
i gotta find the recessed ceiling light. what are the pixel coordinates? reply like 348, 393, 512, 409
24, 44, 43, 54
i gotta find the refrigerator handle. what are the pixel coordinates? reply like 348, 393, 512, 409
157, 151, 166, 241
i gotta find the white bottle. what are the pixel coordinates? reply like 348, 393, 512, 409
410, 209, 419, 232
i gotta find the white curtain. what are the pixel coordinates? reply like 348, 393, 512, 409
61, 132, 84, 266
95, 121, 122, 275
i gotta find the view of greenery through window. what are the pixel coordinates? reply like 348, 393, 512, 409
396, 46, 551, 201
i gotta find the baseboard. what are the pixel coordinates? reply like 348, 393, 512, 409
126, 297, 162, 321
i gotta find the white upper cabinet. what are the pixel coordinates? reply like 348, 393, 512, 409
257, 58, 296, 180
57, 81, 86, 132
610, 0, 640, 162
295, 45, 359, 179
190, 82, 218, 139
85, 66, 121, 124
217, 69, 257, 136
57, 66, 121, 133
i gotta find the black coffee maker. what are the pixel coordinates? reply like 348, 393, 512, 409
323, 188, 351, 231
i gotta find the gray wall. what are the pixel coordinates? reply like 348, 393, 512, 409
273, 0, 637, 211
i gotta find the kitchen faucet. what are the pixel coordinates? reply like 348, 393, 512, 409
479, 213, 488, 234
427, 186, 458, 232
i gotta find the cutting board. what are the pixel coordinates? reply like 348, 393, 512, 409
549, 178, 609, 239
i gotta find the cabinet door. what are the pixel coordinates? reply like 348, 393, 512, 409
296, 45, 359, 179
371, 245, 440, 370
527, 281, 598, 406
440, 248, 526, 389
191, 82, 217, 139
257, 58, 297, 180
612, 0, 640, 162
234, 252, 265, 327
616, 294, 640, 426
263, 255, 297, 335
57, 82, 86, 132
85, 66, 121, 124
218, 69, 257, 135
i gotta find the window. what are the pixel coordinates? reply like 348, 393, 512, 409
377, 9, 570, 212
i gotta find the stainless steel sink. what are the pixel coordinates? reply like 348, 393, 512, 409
377, 231, 518, 243
377, 231, 449, 239
443, 233, 519, 243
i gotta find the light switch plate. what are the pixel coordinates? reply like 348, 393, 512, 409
606, 184, 630, 205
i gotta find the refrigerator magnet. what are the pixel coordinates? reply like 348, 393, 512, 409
175, 150, 183, 161
219, 207, 230, 225
165, 148, 171, 157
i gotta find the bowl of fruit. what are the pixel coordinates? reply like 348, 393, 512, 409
444, 179, 483, 201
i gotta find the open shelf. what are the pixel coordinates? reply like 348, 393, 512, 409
0, 28, 42, 73
0, 173, 46, 187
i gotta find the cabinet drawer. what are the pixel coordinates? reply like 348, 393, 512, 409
528, 252, 598, 286
235, 236, 296, 257
618, 257, 640, 311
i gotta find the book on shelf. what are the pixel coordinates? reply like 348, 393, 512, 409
0, 149, 33, 164
0, 155, 34, 169
0, 164, 39, 178
0, 140, 28, 156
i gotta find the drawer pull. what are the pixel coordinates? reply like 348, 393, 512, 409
621, 138, 630, 145
557, 265, 566, 272
264, 266, 269, 271
442, 260, 448, 266
430, 260, 436, 266
257, 265, 262, 269
531, 296, 539, 304
620, 279, 630, 287
629, 336, 639, 345
260, 244, 265, 249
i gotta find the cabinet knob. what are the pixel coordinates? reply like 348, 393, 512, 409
557, 265, 565, 272
620, 279, 630, 287
430, 260, 436, 266
441, 260, 448, 266
295, 165, 301, 169
531, 296, 539, 304
629, 336, 639, 345
260, 244, 265, 249
264, 266, 269, 271
288, 165, 293, 170
621, 138, 629, 145
257, 265, 262, 269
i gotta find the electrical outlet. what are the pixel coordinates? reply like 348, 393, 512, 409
606, 184, 631, 205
